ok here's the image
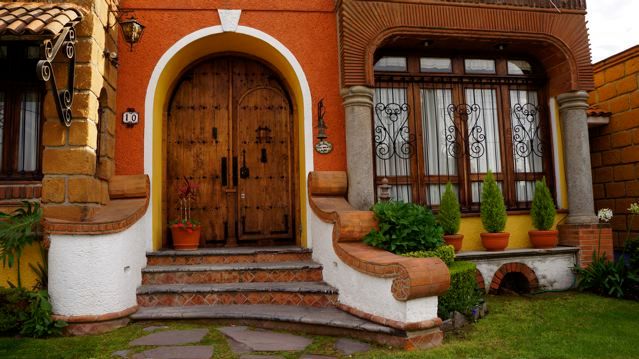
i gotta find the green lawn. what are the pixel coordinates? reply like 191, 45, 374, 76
1, 292, 638, 359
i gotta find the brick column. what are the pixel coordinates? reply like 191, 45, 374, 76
341, 86, 375, 210
41, 0, 118, 221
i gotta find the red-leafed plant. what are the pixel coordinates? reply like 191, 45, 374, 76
170, 178, 201, 250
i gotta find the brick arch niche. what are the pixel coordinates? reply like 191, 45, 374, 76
489, 262, 539, 294
338, 0, 594, 94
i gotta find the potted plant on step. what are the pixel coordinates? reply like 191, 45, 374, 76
529, 177, 558, 248
170, 177, 201, 251
480, 170, 509, 251
438, 182, 463, 253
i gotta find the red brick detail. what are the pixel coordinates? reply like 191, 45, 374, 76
147, 252, 312, 266
137, 292, 337, 308
476, 269, 486, 293
43, 175, 149, 235
142, 268, 323, 285
488, 262, 539, 294
337, 302, 442, 331
52, 305, 138, 323
403, 327, 444, 351
64, 317, 129, 336
0, 183, 42, 201
308, 171, 451, 302
558, 224, 614, 267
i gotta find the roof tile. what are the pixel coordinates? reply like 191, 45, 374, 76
0, 2, 83, 36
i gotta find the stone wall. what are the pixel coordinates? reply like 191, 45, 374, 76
589, 45, 639, 249
41, 0, 119, 221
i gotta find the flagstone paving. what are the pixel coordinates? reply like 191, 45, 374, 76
111, 324, 370, 358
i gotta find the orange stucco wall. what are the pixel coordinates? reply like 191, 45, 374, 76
116, 0, 346, 174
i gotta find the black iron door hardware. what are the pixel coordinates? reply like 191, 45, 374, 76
240, 150, 250, 179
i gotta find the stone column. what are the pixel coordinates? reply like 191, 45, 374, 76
341, 86, 375, 210
557, 91, 598, 224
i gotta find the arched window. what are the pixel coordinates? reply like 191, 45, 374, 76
373, 54, 552, 211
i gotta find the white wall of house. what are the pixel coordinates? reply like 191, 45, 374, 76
48, 218, 147, 317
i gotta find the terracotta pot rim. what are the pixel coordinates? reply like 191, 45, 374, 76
528, 229, 559, 234
480, 232, 510, 236
443, 233, 464, 238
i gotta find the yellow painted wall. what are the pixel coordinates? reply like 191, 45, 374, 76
151, 33, 309, 250
459, 213, 569, 251
0, 243, 43, 289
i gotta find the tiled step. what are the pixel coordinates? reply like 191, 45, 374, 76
131, 304, 399, 336
142, 261, 323, 285
137, 282, 338, 308
146, 246, 312, 266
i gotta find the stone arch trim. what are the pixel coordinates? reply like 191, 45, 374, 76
338, 0, 593, 92
489, 262, 540, 294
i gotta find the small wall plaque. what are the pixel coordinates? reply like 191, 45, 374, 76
122, 108, 139, 127
315, 99, 333, 154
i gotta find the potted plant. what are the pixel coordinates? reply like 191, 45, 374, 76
480, 170, 509, 251
170, 177, 201, 251
438, 182, 463, 252
529, 177, 558, 248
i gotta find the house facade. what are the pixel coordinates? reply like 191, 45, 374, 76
0, 0, 612, 348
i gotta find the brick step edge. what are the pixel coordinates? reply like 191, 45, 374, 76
142, 267, 323, 285
147, 252, 312, 266
137, 292, 338, 307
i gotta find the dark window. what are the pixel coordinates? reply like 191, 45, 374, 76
0, 43, 44, 180
373, 54, 552, 211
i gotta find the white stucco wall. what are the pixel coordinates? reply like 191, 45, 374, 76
310, 213, 438, 323
472, 252, 577, 291
48, 216, 147, 317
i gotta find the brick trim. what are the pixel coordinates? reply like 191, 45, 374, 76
558, 224, 613, 268
337, 302, 442, 331
52, 305, 138, 323
488, 262, 539, 293
0, 183, 42, 201
476, 269, 486, 293
308, 171, 451, 301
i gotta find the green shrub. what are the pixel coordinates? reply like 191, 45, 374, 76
531, 178, 556, 230
402, 245, 455, 266
438, 182, 461, 235
575, 254, 639, 299
0, 287, 65, 337
364, 201, 444, 254
480, 171, 507, 233
438, 261, 483, 319
0, 201, 42, 288
625, 239, 639, 270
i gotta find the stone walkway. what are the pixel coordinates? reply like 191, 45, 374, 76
113, 325, 371, 359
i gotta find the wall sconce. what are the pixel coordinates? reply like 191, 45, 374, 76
118, 16, 145, 51
314, 99, 333, 154
109, 6, 145, 51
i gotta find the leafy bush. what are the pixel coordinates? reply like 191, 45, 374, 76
364, 201, 444, 254
575, 254, 639, 299
625, 239, 639, 270
530, 178, 556, 230
480, 171, 507, 233
0, 287, 66, 337
438, 182, 461, 235
402, 245, 455, 266
438, 261, 483, 319
0, 201, 42, 288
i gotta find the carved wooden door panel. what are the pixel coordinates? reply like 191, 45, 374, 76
167, 56, 294, 246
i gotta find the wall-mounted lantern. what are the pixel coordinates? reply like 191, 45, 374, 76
122, 108, 139, 127
314, 99, 333, 154
118, 16, 145, 51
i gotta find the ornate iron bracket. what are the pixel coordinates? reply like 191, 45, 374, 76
36, 24, 77, 127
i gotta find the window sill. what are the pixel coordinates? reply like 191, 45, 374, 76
460, 208, 568, 217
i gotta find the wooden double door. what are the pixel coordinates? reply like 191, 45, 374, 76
166, 56, 295, 246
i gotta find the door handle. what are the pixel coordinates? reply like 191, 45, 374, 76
221, 157, 227, 187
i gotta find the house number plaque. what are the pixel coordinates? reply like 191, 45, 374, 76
122, 108, 139, 127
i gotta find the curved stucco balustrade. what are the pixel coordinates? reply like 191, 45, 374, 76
308, 171, 450, 337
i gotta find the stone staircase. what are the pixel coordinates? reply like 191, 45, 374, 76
136, 246, 337, 307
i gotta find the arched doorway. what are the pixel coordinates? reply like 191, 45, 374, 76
166, 56, 295, 247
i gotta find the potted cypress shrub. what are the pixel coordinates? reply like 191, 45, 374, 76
170, 177, 201, 251
480, 170, 509, 251
529, 178, 558, 248
438, 182, 463, 252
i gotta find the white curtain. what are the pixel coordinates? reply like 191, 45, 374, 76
18, 91, 40, 172
465, 88, 501, 174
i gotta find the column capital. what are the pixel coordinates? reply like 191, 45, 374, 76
341, 86, 374, 108
556, 91, 590, 111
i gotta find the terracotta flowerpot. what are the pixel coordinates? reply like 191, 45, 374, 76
443, 234, 464, 253
170, 224, 201, 251
480, 232, 510, 251
528, 230, 558, 249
